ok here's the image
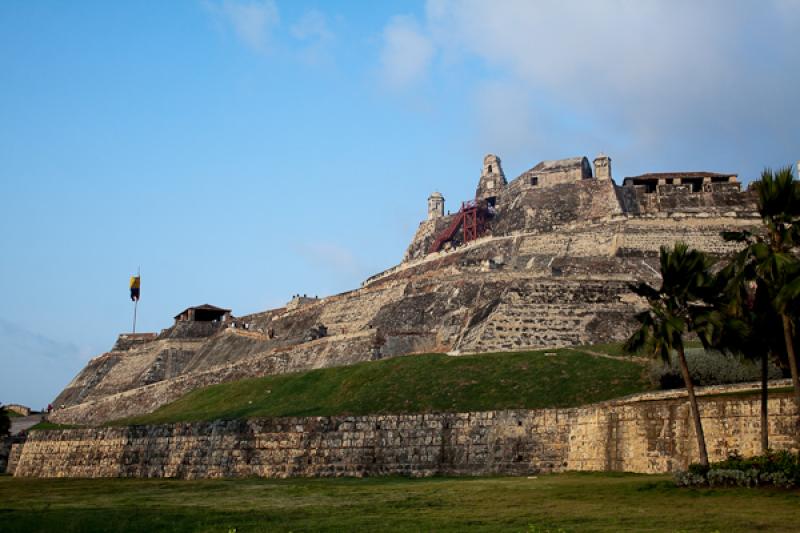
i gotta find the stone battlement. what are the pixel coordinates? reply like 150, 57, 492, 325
410, 153, 755, 262
112, 333, 158, 352
14, 385, 798, 478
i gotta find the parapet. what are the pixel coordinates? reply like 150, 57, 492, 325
618, 171, 751, 215
622, 171, 738, 192
112, 333, 158, 352
4, 404, 31, 416
287, 295, 320, 310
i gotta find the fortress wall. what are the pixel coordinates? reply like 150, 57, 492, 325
49, 332, 378, 426
617, 217, 759, 256
456, 279, 639, 353
317, 283, 408, 335
619, 183, 756, 216
514, 216, 758, 260
517, 228, 618, 257
498, 179, 622, 235
14, 392, 797, 479
53, 339, 207, 408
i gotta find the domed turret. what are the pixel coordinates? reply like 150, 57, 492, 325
427, 192, 445, 220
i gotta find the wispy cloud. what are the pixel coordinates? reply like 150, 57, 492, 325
379, 15, 435, 89
0, 318, 83, 408
204, 0, 279, 53
294, 242, 362, 278
291, 9, 333, 42
290, 9, 335, 65
381, 0, 800, 178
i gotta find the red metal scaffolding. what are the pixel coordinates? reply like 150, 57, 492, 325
429, 200, 489, 253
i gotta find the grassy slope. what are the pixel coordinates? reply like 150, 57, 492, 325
28, 421, 80, 431
1, 473, 798, 532
120, 348, 650, 425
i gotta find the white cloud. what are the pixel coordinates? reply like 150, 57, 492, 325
295, 242, 361, 278
205, 0, 279, 53
379, 15, 435, 89
290, 9, 335, 66
291, 9, 333, 42
0, 318, 83, 408
382, 0, 800, 179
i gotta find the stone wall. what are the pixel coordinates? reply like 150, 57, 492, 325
51, 153, 765, 427
5, 404, 31, 416
16, 388, 798, 479
112, 333, 158, 352
49, 330, 378, 426
53, 209, 763, 425
619, 182, 755, 216
0, 436, 25, 474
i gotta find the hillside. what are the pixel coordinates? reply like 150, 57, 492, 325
49, 152, 760, 427
118, 346, 651, 425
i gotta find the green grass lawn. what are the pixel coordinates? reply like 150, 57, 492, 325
28, 420, 80, 431
119, 348, 651, 425
1, 472, 798, 532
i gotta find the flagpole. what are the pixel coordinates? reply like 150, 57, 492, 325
132, 266, 140, 334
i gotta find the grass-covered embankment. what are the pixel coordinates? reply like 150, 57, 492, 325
1, 473, 798, 532
28, 421, 80, 431
119, 347, 650, 425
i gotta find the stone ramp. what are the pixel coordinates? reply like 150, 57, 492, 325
10, 415, 41, 435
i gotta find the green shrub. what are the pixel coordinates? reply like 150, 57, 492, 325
0, 406, 9, 437
650, 349, 783, 389
675, 450, 800, 488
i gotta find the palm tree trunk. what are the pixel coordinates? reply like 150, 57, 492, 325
676, 345, 709, 466
781, 313, 800, 439
761, 352, 769, 453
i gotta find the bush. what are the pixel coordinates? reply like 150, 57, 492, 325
675, 450, 800, 488
650, 348, 783, 389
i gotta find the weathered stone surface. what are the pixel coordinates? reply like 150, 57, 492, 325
50, 153, 763, 425
16, 386, 798, 479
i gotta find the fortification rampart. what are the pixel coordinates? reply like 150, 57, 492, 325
50, 151, 765, 425
14, 386, 797, 479
53, 210, 762, 425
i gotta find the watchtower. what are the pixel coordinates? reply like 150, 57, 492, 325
475, 154, 506, 204
427, 192, 445, 220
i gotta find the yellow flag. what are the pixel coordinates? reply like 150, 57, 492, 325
130, 276, 140, 301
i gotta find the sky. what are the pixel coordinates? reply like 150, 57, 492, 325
1, 0, 799, 408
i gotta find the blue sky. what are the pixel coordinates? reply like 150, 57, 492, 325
2, 0, 799, 408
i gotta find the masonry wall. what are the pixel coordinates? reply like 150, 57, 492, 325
15, 392, 797, 479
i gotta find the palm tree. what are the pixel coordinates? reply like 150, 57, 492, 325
715, 260, 782, 452
723, 166, 800, 435
625, 243, 717, 466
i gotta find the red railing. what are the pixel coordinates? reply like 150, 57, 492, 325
429, 200, 489, 253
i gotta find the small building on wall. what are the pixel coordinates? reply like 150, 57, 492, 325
519, 156, 594, 189
174, 304, 232, 324
622, 171, 739, 194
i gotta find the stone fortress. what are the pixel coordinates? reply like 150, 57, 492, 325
47, 151, 761, 427
11, 151, 799, 480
